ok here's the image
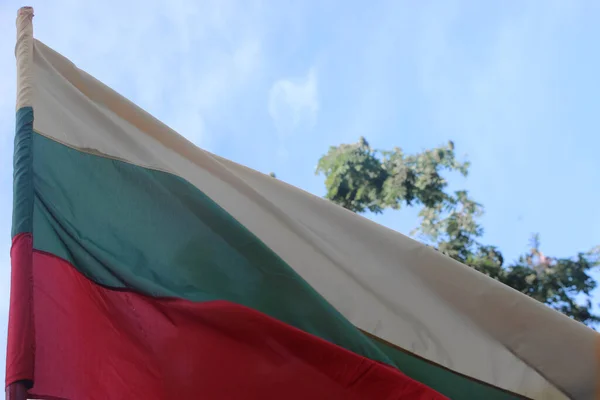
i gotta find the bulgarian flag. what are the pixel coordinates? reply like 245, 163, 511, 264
6, 7, 599, 400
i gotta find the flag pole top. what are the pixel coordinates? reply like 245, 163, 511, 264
18, 6, 34, 16
16, 6, 34, 110
16, 6, 33, 32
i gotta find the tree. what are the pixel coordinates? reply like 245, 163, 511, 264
316, 137, 599, 326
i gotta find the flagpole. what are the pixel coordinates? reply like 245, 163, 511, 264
5, 383, 28, 400
16, 6, 34, 111
6, 7, 35, 400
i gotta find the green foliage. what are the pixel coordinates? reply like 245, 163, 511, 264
315, 137, 469, 213
315, 137, 388, 213
316, 138, 599, 326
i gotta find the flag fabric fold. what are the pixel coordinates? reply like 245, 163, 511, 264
6, 6, 599, 400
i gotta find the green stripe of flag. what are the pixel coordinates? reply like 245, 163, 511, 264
26, 128, 524, 400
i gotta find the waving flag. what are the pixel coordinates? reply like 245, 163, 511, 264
6, 7, 599, 400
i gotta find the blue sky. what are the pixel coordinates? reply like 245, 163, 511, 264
1, 0, 599, 382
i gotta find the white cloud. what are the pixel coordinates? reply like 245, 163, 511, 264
268, 67, 319, 136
